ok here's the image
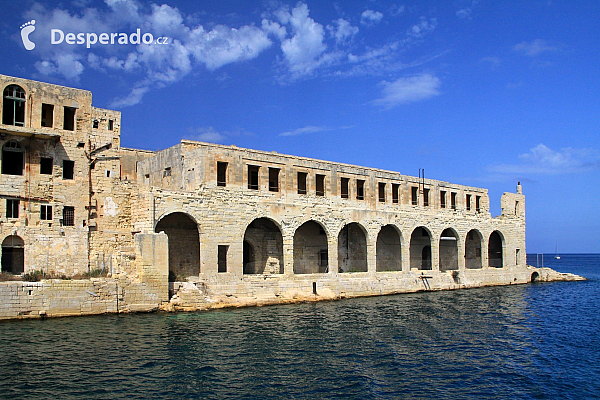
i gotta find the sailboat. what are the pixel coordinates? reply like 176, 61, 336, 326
554, 242, 561, 260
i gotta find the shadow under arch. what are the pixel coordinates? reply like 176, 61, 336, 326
1, 235, 24, 274
410, 226, 432, 270
243, 217, 283, 274
338, 222, 367, 273
465, 229, 483, 269
293, 220, 328, 274
376, 224, 402, 272
488, 230, 504, 268
155, 212, 200, 280
439, 228, 459, 271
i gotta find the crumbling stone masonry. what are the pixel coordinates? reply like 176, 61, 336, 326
0, 73, 561, 320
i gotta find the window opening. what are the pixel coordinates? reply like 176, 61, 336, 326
63, 106, 76, 131
466, 194, 472, 211
341, 177, 349, 199
217, 162, 227, 186
392, 183, 400, 204
423, 188, 430, 207
451, 192, 457, 210
2, 85, 26, 127
411, 186, 418, 205
218, 245, 228, 273
40, 205, 52, 220
269, 167, 280, 192
63, 160, 75, 179
248, 165, 260, 190
93, 120, 99, 129
41, 104, 54, 127
6, 199, 19, 219
2, 141, 24, 175
108, 119, 114, 130
476, 195, 481, 212
378, 182, 386, 203
356, 179, 365, 200
316, 174, 325, 196
297, 172, 307, 194
144, 174, 150, 185
163, 167, 171, 177
40, 157, 53, 175
440, 190, 446, 208
62, 206, 75, 226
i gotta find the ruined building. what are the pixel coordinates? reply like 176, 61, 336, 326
0, 74, 531, 318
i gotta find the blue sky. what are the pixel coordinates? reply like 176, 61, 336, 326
1, 0, 599, 253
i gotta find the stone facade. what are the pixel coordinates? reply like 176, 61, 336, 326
0, 74, 547, 319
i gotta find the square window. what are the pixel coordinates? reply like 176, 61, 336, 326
40, 157, 53, 175
63, 160, 74, 179
40, 205, 52, 220
62, 206, 74, 226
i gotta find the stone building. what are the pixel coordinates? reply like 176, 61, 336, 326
0, 74, 530, 313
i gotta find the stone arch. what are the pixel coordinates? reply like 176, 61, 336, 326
338, 222, 367, 273
2, 140, 24, 176
410, 226, 432, 270
155, 212, 200, 280
376, 224, 402, 272
439, 228, 459, 271
488, 230, 504, 268
531, 271, 540, 282
293, 220, 328, 274
1, 235, 24, 274
3, 85, 26, 127
243, 217, 283, 274
465, 229, 483, 269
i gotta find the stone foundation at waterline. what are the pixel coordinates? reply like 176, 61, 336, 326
0, 74, 585, 321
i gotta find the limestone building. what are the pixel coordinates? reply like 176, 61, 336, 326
0, 73, 528, 308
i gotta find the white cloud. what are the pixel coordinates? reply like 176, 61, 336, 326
408, 17, 437, 38
456, 8, 472, 19
489, 144, 600, 175
361, 10, 384, 26
110, 86, 149, 108
328, 19, 359, 44
372, 73, 441, 108
185, 127, 227, 143
280, 125, 328, 137
513, 39, 559, 56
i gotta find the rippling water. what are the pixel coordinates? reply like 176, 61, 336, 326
0, 254, 598, 399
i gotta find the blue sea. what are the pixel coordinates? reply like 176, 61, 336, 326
0, 254, 598, 399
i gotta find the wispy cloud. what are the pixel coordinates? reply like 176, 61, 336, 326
372, 73, 441, 108
279, 125, 354, 137
513, 39, 560, 56
184, 126, 252, 143
361, 10, 384, 26
488, 144, 600, 175
456, 8, 472, 19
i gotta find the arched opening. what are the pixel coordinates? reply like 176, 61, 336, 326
293, 221, 328, 274
243, 218, 283, 274
2, 141, 24, 176
465, 229, 483, 269
531, 271, 540, 282
1, 235, 24, 274
410, 227, 431, 270
488, 230, 504, 268
338, 223, 367, 273
155, 212, 200, 281
439, 228, 458, 271
376, 225, 402, 272
3, 85, 26, 127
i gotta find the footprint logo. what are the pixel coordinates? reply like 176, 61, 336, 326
20, 20, 36, 51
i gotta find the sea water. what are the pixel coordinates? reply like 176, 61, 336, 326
0, 254, 598, 399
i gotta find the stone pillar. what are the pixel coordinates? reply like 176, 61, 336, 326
134, 232, 168, 303
283, 235, 294, 275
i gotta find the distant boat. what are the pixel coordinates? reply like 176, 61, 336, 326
555, 242, 561, 260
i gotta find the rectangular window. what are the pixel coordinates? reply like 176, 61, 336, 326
248, 165, 260, 190
218, 245, 228, 273
378, 182, 386, 203
316, 174, 325, 196
423, 188, 430, 206
41, 104, 54, 127
411, 186, 418, 205
63, 106, 76, 131
356, 179, 365, 200
217, 162, 227, 186
6, 199, 19, 219
144, 174, 150, 185
40, 205, 52, 220
466, 194, 472, 211
92, 120, 99, 129
40, 157, 53, 175
341, 177, 349, 199
440, 190, 447, 208
163, 167, 171, 177
62, 206, 75, 226
297, 172, 307, 194
108, 119, 114, 130
268, 168, 280, 192
63, 160, 74, 179
451, 192, 457, 210
476, 195, 481, 212
392, 183, 400, 204
516, 249, 521, 265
